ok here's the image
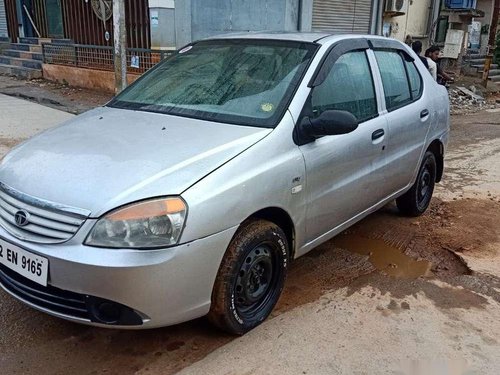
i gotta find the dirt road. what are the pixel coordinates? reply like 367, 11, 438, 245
0, 75, 112, 115
0, 108, 499, 374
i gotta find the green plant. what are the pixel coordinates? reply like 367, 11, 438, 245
481, 24, 490, 35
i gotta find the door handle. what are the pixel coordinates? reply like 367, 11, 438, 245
420, 109, 430, 118
372, 129, 385, 141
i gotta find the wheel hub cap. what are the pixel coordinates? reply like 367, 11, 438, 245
236, 246, 273, 306
418, 168, 431, 202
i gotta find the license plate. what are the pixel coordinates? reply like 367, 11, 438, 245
0, 238, 48, 286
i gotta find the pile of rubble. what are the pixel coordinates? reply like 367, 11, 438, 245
449, 86, 498, 115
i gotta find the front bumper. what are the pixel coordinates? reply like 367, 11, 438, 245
0, 222, 238, 329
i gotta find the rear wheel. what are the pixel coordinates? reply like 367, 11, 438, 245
396, 151, 437, 217
208, 220, 289, 335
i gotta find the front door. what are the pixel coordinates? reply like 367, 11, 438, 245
45, 0, 63, 38
299, 49, 389, 244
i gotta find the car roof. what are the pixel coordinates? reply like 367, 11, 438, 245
204, 31, 333, 43
202, 32, 400, 47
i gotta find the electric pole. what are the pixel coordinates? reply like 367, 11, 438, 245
113, 0, 127, 93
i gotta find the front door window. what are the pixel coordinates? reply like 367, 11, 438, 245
310, 51, 378, 123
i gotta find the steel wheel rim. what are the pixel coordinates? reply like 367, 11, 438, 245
234, 242, 281, 319
417, 161, 433, 208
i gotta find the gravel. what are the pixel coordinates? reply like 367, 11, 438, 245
449, 85, 499, 115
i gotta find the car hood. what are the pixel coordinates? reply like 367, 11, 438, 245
0, 107, 272, 216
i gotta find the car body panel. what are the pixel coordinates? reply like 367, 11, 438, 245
0, 221, 238, 328
181, 111, 307, 246
299, 113, 390, 243
0, 107, 272, 216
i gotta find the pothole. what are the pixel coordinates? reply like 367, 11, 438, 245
333, 234, 433, 279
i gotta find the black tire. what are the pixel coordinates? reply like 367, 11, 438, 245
396, 151, 437, 217
208, 219, 289, 335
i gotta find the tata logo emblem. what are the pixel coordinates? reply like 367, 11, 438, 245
14, 210, 30, 227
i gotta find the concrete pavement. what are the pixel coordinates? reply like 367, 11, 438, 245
0, 93, 74, 158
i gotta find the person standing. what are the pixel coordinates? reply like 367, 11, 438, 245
425, 46, 439, 81
411, 41, 429, 69
426, 46, 454, 84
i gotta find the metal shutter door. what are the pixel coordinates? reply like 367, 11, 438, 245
312, 0, 373, 34
0, 0, 8, 38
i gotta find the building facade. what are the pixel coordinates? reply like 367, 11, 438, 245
384, 0, 498, 54
3, 0, 151, 48
163, 0, 384, 48
382, 0, 440, 51
1, 0, 387, 90
2, 0, 384, 48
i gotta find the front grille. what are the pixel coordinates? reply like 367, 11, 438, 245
0, 183, 89, 244
0, 264, 89, 320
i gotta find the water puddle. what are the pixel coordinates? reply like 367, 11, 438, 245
334, 235, 433, 279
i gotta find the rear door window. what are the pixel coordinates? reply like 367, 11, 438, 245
311, 51, 378, 123
374, 51, 412, 111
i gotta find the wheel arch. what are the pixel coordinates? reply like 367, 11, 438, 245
244, 207, 296, 260
427, 139, 444, 183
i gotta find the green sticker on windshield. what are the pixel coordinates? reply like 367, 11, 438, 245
261, 103, 274, 112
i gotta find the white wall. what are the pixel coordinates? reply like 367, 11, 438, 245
384, 0, 433, 48
149, 0, 176, 49
476, 0, 494, 31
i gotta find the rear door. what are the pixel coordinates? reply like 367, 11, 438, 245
299, 42, 389, 244
371, 48, 431, 193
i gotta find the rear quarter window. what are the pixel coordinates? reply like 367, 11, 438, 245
404, 59, 423, 100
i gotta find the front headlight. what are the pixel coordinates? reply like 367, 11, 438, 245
85, 197, 187, 249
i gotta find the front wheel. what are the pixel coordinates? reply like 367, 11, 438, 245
208, 220, 289, 335
396, 151, 437, 217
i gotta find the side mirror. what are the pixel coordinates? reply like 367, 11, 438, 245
294, 110, 359, 145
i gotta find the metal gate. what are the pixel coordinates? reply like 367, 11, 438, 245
4, 0, 17, 41
312, 0, 373, 34
0, 0, 8, 38
61, 0, 150, 48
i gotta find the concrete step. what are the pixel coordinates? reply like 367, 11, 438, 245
19, 37, 73, 45
0, 37, 10, 51
0, 55, 42, 70
466, 53, 487, 59
472, 63, 499, 69
2, 49, 43, 61
468, 58, 486, 64
9, 43, 42, 53
490, 75, 500, 82
0, 63, 42, 79
482, 69, 500, 76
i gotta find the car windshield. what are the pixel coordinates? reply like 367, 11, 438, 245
109, 39, 318, 128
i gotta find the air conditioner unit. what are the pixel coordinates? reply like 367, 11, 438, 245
385, 0, 408, 17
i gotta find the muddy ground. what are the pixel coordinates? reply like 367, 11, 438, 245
0, 84, 499, 374
2, 198, 499, 375
0, 75, 112, 114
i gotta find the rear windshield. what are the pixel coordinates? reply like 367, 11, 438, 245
109, 39, 318, 128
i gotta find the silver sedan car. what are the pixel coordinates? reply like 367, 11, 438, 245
0, 33, 449, 334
